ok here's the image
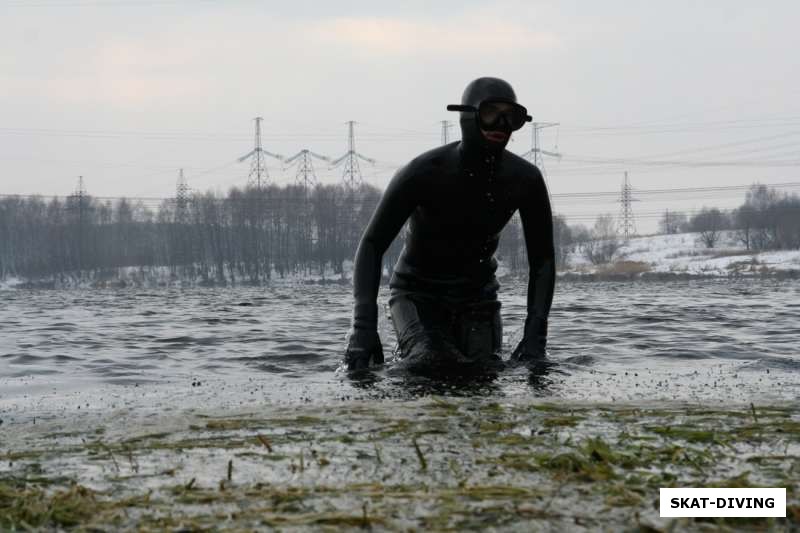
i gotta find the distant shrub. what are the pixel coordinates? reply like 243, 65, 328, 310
659, 210, 688, 234
584, 214, 621, 264
596, 261, 651, 276
732, 184, 800, 251
689, 208, 730, 248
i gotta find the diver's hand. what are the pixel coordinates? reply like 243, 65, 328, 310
510, 317, 548, 363
345, 327, 384, 370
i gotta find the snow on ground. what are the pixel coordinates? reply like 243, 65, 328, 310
0, 276, 23, 290
2, 232, 799, 288
0, 263, 357, 290
563, 231, 800, 277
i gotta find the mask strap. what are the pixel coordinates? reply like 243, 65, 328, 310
446, 104, 477, 113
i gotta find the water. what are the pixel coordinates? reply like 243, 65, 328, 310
1, 279, 798, 530
1, 279, 798, 424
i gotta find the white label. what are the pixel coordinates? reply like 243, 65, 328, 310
660, 488, 786, 517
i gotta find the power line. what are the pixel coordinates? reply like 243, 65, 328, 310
554, 153, 800, 168
557, 117, 800, 136
550, 181, 800, 199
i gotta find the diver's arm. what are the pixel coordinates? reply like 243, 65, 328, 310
346, 165, 419, 369
513, 168, 556, 360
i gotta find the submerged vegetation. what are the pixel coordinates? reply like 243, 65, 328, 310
1, 399, 797, 531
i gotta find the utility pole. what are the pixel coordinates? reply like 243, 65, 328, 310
331, 121, 375, 191
238, 117, 284, 189
617, 171, 638, 239
440, 120, 453, 145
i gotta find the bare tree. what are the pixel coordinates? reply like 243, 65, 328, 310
584, 214, 620, 264
690, 207, 729, 248
733, 204, 757, 250
551, 214, 572, 269
773, 195, 800, 249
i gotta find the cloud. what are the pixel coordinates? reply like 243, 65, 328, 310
307, 15, 560, 55
1, 7, 561, 110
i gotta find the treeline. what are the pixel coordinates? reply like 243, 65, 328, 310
0, 184, 374, 283
661, 184, 800, 249
3, 182, 796, 282
0, 184, 534, 283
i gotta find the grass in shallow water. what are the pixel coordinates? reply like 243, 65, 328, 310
1, 400, 798, 531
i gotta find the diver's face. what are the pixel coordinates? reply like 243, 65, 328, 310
479, 102, 515, 144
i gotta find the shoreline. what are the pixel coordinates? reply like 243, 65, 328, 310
2, 398, 798, 530
3, 230, 800, 289
3, 268, 799, 290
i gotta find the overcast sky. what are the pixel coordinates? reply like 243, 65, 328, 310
2, 0, 799, 230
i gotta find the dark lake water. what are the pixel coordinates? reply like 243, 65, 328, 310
1, 279, 798, 423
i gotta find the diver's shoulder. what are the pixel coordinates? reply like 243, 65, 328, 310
406, 143, 459, 171
503, 150, 541, 174
503, 151, 545, 184
388, 144, 456, 189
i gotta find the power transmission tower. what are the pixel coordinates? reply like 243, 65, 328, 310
330, 121, 376, 273
521, 121, 561, 181
67, 176, 90, 275
238, 117, 284, 189
617, 171, 638, 239
440, 120, 454, 145
331, 121, 375, 191
284, 149, 330, 191
175, 168, 190, 223
284, 150, 329, 265
662, 209, 674, 234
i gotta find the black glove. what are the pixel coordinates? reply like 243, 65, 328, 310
344, 327, 384, 370
510, 317, 548, 363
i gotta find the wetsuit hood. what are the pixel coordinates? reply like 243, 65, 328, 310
456, 77, 520, 157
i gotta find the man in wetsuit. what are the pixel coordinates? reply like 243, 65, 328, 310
345, 77, 555, 374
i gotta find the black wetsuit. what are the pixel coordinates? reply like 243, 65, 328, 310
346, 77, 556, 373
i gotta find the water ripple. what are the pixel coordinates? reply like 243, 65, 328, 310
0, 280, 797, 404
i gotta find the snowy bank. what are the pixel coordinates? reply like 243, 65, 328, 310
560, 231, 800, 280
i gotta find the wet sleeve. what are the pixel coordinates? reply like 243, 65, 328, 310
352, 165, 420, 329
518, 168, 556, 322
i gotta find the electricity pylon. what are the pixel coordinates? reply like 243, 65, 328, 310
330, 121, 375, 191
617, 171, 638, 239
283, 149, 330, 191
238, 117, 284, 189
284, 150, 329, 257
175, 168, 190, 223
67, 176, 90, 275
440, 120, 454, 145
520, 121, 561, 181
